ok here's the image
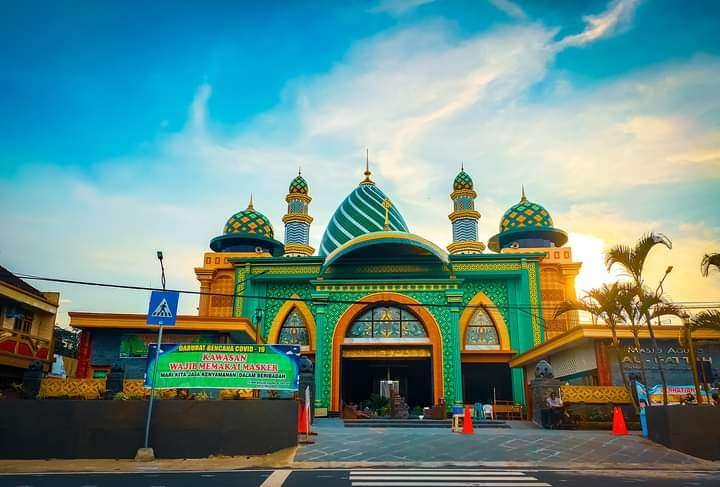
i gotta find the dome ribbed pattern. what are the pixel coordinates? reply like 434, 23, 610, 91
224, 207, 274, 239
453, 170, 474, 191
318, 183, 408, 257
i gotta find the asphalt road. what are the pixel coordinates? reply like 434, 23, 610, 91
1, 468, 719, 487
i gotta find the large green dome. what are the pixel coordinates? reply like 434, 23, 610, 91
319, 182, 408, 257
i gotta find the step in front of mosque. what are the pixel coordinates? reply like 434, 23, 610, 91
343, 418, 510, 428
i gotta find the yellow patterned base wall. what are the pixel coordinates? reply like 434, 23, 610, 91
560, 385, 632, 404
39, 378, 257, 400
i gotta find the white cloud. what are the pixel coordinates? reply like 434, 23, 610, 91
488, 0, 527, 20
370, 0, 435, 16
557, 0, 641, 48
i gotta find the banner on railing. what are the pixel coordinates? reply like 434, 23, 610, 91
144, 343, 301, 390
636, 382, 711, 405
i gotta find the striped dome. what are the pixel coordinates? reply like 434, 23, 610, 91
453, 170, 473, 191
289, 174, 308, 194
319, 183, 408, 257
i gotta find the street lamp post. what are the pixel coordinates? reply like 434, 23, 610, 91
143, 251, 166, 452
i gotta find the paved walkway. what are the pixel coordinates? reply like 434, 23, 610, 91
295, 419, 709, 466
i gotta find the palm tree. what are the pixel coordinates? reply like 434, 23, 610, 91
681, 310, 720, 404
701, 253, 720, 277
606, 233, 673, 405
554, 283, 637, 409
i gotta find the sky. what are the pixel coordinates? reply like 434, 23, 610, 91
1, 0, 719, 326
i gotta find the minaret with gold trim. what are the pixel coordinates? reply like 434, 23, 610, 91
447, 164, 485, 254
282, 169, 314, 256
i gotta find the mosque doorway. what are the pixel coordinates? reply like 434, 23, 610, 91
462, 363, 512, 404
341, 357, 433, 411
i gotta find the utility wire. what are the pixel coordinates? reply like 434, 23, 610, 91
5, 271, 719, 313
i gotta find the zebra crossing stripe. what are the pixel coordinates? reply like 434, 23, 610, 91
349, 469, 550, 487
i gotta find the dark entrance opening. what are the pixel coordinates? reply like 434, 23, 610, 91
341, 357, 432, 410
462, 363, 512, 403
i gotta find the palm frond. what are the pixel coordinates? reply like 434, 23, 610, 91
635, 232, 672, 264
553, 299, 593, 319
701, 253, 720, 277
690, 310, 720, 330
605, 244, 635, 276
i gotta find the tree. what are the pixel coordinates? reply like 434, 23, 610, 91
554, 283, 637, 409
606, 233, 673, 405
701, 253, 720, 277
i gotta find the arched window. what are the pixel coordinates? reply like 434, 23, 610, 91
346, 304, 427, 341
465, 307, 500, 350
278, 308, 310, 347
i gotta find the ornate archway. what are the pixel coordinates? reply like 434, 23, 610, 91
459, 292, 511, 350
267, 296, 317, 350
330, 292, 444, 412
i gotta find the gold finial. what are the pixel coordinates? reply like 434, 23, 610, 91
248, 194, 254, 210
298, 165, 302, 176
382, 197, 392, 231
362, 148, 374, 184
521, 185, 527, 202
461, 161, 464, 171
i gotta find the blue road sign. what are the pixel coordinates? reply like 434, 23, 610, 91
147, 290, 179, 326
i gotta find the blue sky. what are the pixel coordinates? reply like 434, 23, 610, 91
1, 0, 719, 324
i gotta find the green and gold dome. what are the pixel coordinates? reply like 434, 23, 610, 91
210, 197, 284, 255
453, 169, 474, 191
289, 174, 309, 195
488, 188, 567, 252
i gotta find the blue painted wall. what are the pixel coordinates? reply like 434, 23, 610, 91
611, 339, 720, 387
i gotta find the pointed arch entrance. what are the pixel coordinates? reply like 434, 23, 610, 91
331, 292, 443, 412
267, 297, 316, 352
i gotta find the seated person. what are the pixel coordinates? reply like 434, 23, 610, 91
546, 391, 564, 428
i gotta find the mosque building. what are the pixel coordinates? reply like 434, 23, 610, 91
70, 160, 591, 413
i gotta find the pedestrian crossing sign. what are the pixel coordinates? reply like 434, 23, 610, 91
147, 290, 179, 326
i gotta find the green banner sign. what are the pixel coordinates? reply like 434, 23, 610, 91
144, 343, 301, 390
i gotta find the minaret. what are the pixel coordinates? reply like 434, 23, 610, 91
447, 164, 485, 254
282, 169, 314, 256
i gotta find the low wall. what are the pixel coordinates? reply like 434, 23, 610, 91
0, 399, 297, 459
646, 405, 720, 460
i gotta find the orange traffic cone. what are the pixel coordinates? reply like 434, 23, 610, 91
611, 406, 628, 435
298, 400, 309, 434
462, 406, 474, 434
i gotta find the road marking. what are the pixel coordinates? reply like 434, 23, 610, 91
260, 469, 292, 487
349, 469, 551, 486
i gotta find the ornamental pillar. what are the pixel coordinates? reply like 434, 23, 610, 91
311, 293, 330, 410
446, 290, 464, 405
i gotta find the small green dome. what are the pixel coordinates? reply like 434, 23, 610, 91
289, 174, 308, 194
223, 200, 274, 239
453, 170, 473, 191
499, 194, 553, 232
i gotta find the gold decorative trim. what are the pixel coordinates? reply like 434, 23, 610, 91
249, 265, 322, 275
283, 243, 315, 256
342, 346, 431, 358
448, 210, 481, 223
316, 283, 459, 292
450, 189, 477, 200
282, 214, 314, 224
285, 193, 311, 203
322, 231, 450, 267
447, 241, 486, 254
527, 263, 542, 345
452, 263, 522, 272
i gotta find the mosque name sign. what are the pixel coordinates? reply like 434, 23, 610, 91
144, 343, 301, 390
